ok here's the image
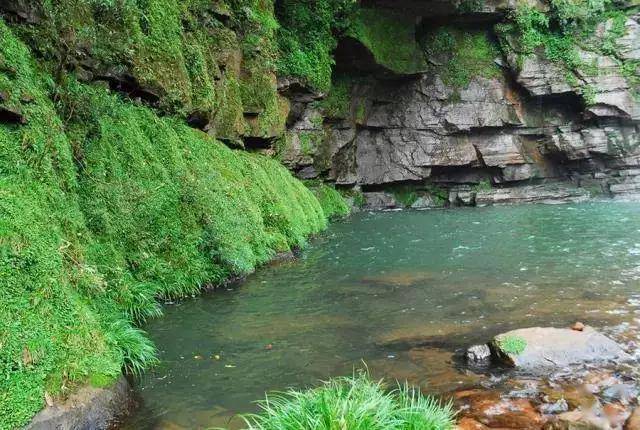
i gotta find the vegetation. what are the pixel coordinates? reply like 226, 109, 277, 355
275, 0, 356, 92
0, 18, 342, 428
495, 0, 639, 99
422, 28, 501, 89
391, 185, 421, 208
498, 336, 528, 355
308, 183, 351, 219
348, 8, 428, 75
317, 77, 353, 119
242, 372, 455, 430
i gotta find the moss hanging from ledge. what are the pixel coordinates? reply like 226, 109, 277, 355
422, 27, 502, 89
347, 8, 428, 75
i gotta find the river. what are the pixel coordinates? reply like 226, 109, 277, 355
123, 202, 640, 429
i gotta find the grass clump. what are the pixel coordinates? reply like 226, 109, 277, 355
497, 336, 527, 355
242, 372, 455, 430
348, 8, 428, 75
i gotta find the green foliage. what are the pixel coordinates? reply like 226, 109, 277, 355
458, 0, 485, 13
318, 77, 352, 119
275, 0, 356, 92
498, 336, 527, 355
473, 180, 492, 193
422, 28, 501, 89
10, 0, 286, 140
348, 8, 428, 74
495, 0, 631, 96
242, 372, 455, 430
391, 185, 420, 208
424, 185, 449, 207
340, 188, 366, 208
308, 183, 351, 219
0, 19, 331, 428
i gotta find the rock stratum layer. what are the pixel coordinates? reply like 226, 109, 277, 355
279, 0, 640, 208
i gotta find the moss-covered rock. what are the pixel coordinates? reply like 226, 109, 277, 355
346, 8, 428, 75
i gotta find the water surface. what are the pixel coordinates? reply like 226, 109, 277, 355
124, 202, 640, 429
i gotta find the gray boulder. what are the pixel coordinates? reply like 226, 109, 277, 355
491, 327, 631, 372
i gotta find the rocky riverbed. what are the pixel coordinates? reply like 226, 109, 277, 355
452, 324, 640, 430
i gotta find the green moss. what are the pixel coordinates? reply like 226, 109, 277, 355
9, 0, 286, 142
0, 19, 332, 428
497, 335, 527, 355
495, 0, 631, 99
275, 0, 355, 92
422, 27, 501, 89
348, 8, 427, 74
424, 184, 449, 207
390, 185, 420, 208
318, 77, 352, 119
340, 188, 366, 208
473, 180, 492, 193
307, 183, 351, 219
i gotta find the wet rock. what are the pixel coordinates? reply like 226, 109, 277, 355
603, 403, 631, 429
491, 327, 631, 372
458, 391, 544, 429
625, 408, 640, 430
467, 344, 492, 363
545, 409, 611, 430
543, 385, 600, 411
601, 385, 639, 406
362, 191, 398, 209
573, 322, 586, 332
457, 417, 490, 430
26, 376, 131, 430
540, 400, 570, 415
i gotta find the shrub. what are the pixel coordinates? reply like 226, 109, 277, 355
242, 372, 455, 430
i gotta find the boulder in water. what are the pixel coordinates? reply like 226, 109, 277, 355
490, 327, 631, 372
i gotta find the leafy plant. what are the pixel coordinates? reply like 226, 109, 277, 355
242, 372, 455, 430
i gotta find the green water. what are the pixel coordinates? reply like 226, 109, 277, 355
124, 202, 640, 429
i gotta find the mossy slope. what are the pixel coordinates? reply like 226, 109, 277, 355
0, 19, 330, 429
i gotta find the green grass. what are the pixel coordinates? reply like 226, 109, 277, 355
0, 18, 343, 429
497, 336, 527, 355
308, 184, 351, 220
241, 372, 455, 430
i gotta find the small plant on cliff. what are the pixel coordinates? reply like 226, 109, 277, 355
498, 336, 527, 355
242, 372, 455, 430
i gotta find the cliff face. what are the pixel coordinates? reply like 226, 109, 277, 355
279, 0, 640, 208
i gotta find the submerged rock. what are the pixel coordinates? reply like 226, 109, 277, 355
491, 327, 631, 372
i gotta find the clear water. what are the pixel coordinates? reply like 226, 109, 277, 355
123, 202, 640, 429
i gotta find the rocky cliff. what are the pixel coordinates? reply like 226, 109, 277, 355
278, 0, 640, 209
